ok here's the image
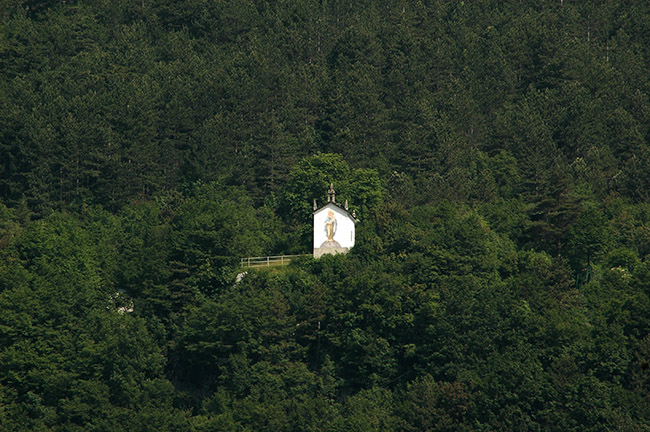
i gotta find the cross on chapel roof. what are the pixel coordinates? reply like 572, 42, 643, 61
327, 182, 336, 203
313, 183, 358, 222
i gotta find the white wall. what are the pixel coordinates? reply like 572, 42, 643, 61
313, 203, 355, 249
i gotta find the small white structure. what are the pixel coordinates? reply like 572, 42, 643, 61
108, 290, 134, 314
313, 184, 357, 258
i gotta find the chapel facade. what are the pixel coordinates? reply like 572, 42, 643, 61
313, 184, 357, 258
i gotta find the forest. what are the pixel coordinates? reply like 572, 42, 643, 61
1, 0, 650, 430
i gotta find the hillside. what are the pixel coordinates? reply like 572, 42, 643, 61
1, 1, 650, 430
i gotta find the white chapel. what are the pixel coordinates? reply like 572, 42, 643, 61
313, 183, 357, 258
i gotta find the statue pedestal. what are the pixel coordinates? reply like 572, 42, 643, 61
314, 246, 350, 258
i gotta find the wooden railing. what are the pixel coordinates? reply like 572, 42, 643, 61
240, 254, 310, 268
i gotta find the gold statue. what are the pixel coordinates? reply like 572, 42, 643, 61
325, 210, 337, 241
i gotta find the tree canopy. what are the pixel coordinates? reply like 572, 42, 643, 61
2, 1, 650, 430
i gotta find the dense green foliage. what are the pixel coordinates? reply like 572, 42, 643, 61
2, 0, 650, 430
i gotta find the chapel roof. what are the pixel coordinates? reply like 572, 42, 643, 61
312, 183, 358, 221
